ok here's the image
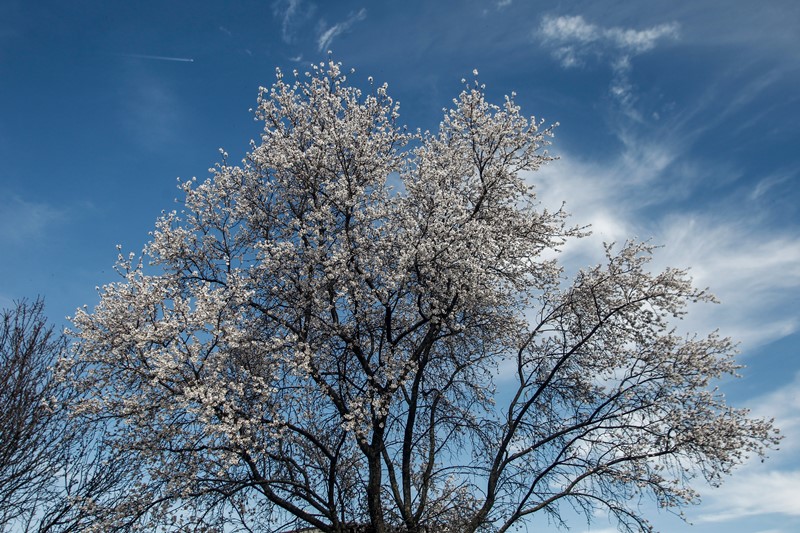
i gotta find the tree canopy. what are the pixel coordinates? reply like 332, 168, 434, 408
64, 60, 778, 533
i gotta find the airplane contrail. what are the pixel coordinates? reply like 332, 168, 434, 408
118, 53, 194, 62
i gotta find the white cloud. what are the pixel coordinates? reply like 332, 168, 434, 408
317, 8, 367, 52
533, 135, 680, 245
650, 213, 800, 348
538, 15, 679, 63
539, 15, 599, 47
530, 134, 800, 351
537, 15, 679, 117
605, 23, 679, 53
698, 469, 800, 522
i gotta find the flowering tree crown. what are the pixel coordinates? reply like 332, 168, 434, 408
67, 60, 778, 533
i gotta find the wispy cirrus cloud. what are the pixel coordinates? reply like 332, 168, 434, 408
750, 167, 797, 201
538, 15, 679, 117
317, 8, 366, 52
698, 469, 800, 521
273, 0, 313, 44
271, 3, 366, 55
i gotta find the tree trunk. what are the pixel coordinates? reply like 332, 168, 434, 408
365, 428, 386, 533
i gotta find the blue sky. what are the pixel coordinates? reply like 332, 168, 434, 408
1, 1, 798, 531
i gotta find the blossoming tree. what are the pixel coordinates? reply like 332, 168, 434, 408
66, 60, 778, 533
